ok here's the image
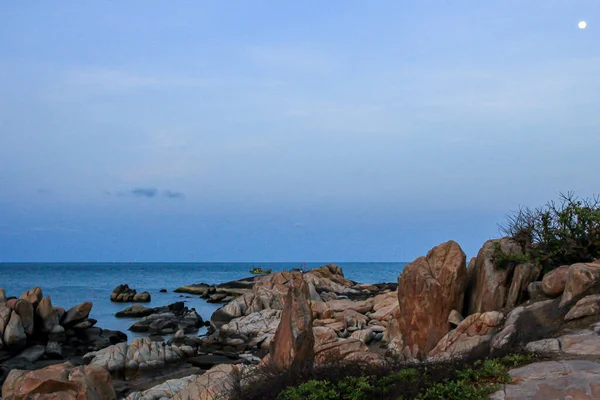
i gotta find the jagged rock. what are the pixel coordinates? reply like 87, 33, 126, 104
0, 288, 6, 303
166, 364, 245, 400
314, 338, 380, 364
303, 264, 357, 294
565, 294, 600, 321
19, 287, 43, 306
129, 307, 203, 335
110, 284, 137, 302
505, 263, 541, 308
36, 296, 59, 333
3, 311, 26, 350
269, 273, 314, 373
207, 292, 229, 303
219, 309, 281, 349
489, 360, 600, 400
396, 240, 467, 353
1, 362, 116, 400
61, 302, 92, 326
55, 306, 66, 321
72, 318, 97, 330
0, 303, 12, 342
466, 238, 523, 315
560, 262, 600, 307
448, 310, 464, 327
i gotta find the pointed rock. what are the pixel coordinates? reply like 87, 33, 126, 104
506, 263, 542, 309
20, 287, 43, 306
396, 240, 467, 353
62, 302, 93, 326
36, 296, 59, 333
3, 311, 27, 350
269, 271, 314, 373
11, 299, 35, 336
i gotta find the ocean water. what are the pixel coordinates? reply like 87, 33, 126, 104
0, 262, 405, 339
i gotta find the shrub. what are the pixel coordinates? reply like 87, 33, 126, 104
499, 192, 600, 273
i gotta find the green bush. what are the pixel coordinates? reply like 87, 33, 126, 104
499, 192, 600, 273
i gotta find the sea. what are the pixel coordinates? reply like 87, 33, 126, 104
0, 262, 406, 339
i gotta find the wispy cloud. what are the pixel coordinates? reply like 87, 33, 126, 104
131, 188, 158, 198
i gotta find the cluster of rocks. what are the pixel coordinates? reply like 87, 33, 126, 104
0, 287, 126, 388
116, 302, 205, 337
174, 277, 258, 304
6, 238, 600, 399
111, 284, 151, 303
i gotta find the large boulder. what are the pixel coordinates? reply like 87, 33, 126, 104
303, 264, 356, 295
565, 294, 600, 321
269, 272, 314, 373
396, 240, 467, 354
0, 303, 12, 342
541, 265, 570, 297
36, 296, 59, 333
560, 262, 600, 308
1, 362, 116, 400
466, 238, 524, 315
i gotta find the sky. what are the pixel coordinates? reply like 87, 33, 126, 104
1, 1, 599, 262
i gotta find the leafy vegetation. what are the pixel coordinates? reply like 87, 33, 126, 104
499, 192, 600, 273
259, 354, 533, 400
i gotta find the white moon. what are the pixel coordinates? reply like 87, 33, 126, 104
578, 20, 587, 29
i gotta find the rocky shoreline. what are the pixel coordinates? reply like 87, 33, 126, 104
4, 238, 600, 399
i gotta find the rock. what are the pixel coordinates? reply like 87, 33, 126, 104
269, 272, 314, 373
559, 331, 600, 357
159, 289, 168, 293
187, 354, 237, 369
174, 329, 185, 339
1, 361, 116, 400
132, 291, 151, 302
0, 303, 12, 340
129, 307, 203, 335
10, 299, 34, 336
314, 338, 379, 364
350, 329, 374, 344
313, 326, 339, 347
19, 287, 43, 306
560, 262, 600, 307
219, 309, 281, 348
466, 238, 523, 314
303, 264, 357, 294
36, 296, 59, 333
526, 281, 546, 302
116, 304, 155, 318
55, 306, 65, 321
165, 363, 244, 400
48, 324, 66, 343
110, 284, 137, 302
541, 265, 570, 297
524, 338, 560, 355
125, 375, 197, 400
61, 302, 92, 326
489, 360, 600, 400
174, 283, 215, 296
3, 311, 26, 350
429, 311, 504, 359
72, 318, 97, 330
13, 345, 46, 363
0, 288, 6, 303
45, 341, 63, 359
448, 310, 464, 327
396, 240, 467, 354
207, 292, 229, 303
565, 294, 600, 321
505, 263, 541, 308
84, 338, 194, 378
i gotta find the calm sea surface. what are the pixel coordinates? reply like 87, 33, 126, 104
0, 262, 406, 338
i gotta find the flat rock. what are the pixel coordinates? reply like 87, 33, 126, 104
565, 294, 600, 321
490, 360, 600, 399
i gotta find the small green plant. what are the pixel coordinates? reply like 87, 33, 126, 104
415, 380, 492, 400
277, 380, 338, 400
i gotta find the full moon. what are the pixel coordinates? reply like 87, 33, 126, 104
578, 20, 587, 29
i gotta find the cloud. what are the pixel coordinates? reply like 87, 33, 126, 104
131, 188, 158, 198
164, 190, 185, 199
106, 188, 185, 199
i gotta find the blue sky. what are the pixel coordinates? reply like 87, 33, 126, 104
1, 1, 599, 262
